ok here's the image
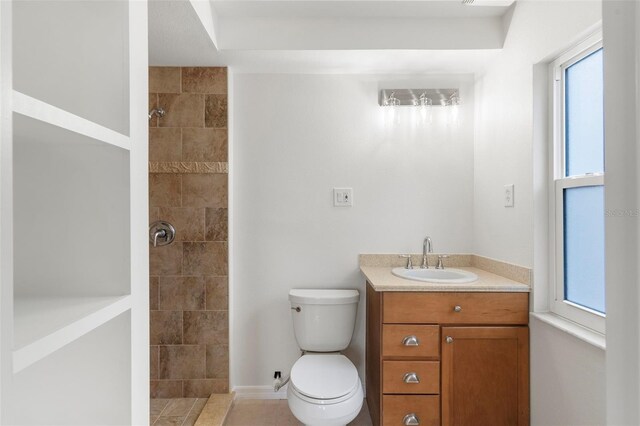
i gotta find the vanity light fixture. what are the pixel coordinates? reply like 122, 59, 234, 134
447, 91, 460, 107
379, 89, 460, 108
383, 91, 401, 106
418, 92, 433, 107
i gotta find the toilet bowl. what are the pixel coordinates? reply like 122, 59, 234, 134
287, 354, 363, 426
287, 289, 362, 426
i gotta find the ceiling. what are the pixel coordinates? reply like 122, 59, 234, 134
148, 0, 514, 74
213, 1, 512, 19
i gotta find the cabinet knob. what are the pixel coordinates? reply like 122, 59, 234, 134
402, 335, 420, 346
403, 413, 420, 426
403, 372, 420, 384
446, 336, 454, 344
453, 305, 462, 312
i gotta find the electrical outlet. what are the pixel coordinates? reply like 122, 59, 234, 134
333, 188, 353, 207
504, 184, 514, 207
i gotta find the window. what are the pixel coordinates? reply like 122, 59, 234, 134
551, 34, 605, 334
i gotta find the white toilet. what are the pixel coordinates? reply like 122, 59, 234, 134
287, 289, 363, 426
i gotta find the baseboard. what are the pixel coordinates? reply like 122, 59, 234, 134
232, 385, 288, 400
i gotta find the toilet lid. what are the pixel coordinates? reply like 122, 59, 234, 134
290, 354, 359, 400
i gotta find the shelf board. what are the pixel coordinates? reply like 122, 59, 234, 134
13, 295, 131, 373
12, 91, 131, 151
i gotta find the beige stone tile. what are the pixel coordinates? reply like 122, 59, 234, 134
192, 398, 208, 415
150, 207, 160, 224
206, 393, 234, 408
274, 400, 302, 426
205, 276, 228, 311
182, 128, 228, 162
183, 242, 228, 276
206, 344, 229, 379
159, 277, 206, 311
149, 93, 158, 128
151, 398, 170, 417
205, 208, 228, 241
150, 128, 182, 162
183, 379, 229, 398
225, 400, 278, 426
164, 398, 197, 416
150, 67, 182, 93
150, 242, 183, 276
183, 413, 200, 426
194, 395, 233, 426
160, 345, 206, 379
150, 162, 228, 174
195, 395, 233, 426
159, 93, 205, 128
158, 207, 205, 242
151, 345, 160, 380
151, 380, 183, 399
182, 67, 227, 94
150, 174, 182, 207
183, 311, 228, 344
220, 399, 370, 426
182, 174, 228, 208
205, 95, 228, 128
155, 416, 186, 426
150, 311, 183, 345
150, 276, 160, 310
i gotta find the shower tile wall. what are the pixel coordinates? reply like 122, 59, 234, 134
149, 67, 229, 398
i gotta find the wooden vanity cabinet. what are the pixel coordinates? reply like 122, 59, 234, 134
366, 284, 530, 426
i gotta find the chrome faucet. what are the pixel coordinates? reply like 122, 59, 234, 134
422, 236, 433, 269
152, 229, 167, 247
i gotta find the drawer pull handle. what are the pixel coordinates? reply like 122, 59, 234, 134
403, 372, 420, 384
454, 305, 462, 312
402, 335, 419, 346
403, 413, 420, 426
446, 336, 454, 344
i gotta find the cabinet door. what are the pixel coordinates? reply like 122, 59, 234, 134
441, 327, 529, 426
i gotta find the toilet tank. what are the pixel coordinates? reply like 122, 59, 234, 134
289, 289, 359, 352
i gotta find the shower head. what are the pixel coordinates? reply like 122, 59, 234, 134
149, 107, 166, 120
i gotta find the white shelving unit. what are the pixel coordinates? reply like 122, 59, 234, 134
0, 1, 148, 424
12, 91, 131, 151
13, 295, 131, 373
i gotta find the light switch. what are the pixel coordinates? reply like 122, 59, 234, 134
333, 188, 353, 207
504, 184, 514, 207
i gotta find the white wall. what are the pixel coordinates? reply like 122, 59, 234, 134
530, 318, 606, 425
231, 73, 475, 389
473, 1, 604, 424
473, 1, 601, 266
603, 1, 640, 424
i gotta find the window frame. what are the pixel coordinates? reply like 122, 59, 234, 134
550, 32, 605, 334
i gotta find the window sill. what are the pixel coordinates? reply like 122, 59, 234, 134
530, 312, 606, 350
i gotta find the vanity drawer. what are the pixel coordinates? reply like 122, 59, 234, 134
383, 292, 529, 325
383, 395, 440, 426
383, 360, 439, 394
382, 325, 439, 358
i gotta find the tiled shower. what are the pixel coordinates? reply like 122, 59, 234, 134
148, 67, 229, 398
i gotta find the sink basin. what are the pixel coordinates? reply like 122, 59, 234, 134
392, 267, 478, 284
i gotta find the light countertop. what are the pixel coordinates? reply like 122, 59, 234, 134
360, 265, 530, 292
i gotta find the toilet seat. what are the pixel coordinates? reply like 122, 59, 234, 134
290, 354, 359, 402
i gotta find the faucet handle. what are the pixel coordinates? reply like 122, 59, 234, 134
399, 255, 413, 269
436, 255, 449, 269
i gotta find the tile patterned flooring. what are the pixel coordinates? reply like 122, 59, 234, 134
224, 399, 373, 426
151, 397, 373, 426
151, 398, 208, 426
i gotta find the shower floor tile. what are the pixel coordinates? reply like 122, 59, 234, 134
151, 397, 208, 426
